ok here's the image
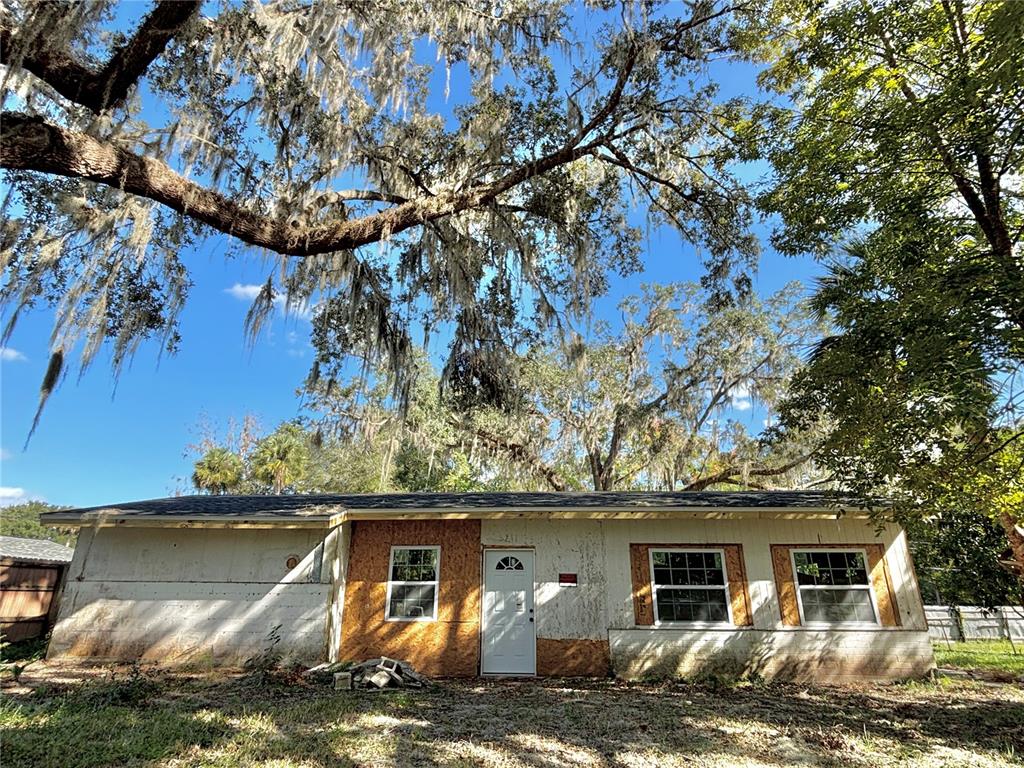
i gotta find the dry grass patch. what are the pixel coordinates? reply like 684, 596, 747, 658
1, 663, 1021, 767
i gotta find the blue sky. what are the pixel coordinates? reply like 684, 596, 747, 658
0, 7, 823, 508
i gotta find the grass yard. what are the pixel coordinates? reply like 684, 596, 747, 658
934, 640, 1024, 678
1, 663, 1021, 768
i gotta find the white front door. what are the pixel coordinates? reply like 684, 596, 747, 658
481, 549, 536, 675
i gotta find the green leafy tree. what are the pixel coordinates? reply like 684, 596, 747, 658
456, 283, 824, 491
906, 509, 1023, 609
250, 424, 310, 494
191, 447, 244, 495
746, 0, 1024, 571
0, 501, 75, 545
2, 0, 759, 428
751, 0, 1023, 327
308, 284, 825, 492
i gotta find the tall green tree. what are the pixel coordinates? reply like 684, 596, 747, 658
453, 283, 824, 491
751, 0, 1024, 327
2, 0, 758, 426
0, 500, 75, 545
307, 284, 825, 492
187, 410, 491, 495
191, 446, 244, 495
906, 509, 1024, 608
250, 424, 310, 494
746, 0, 1024, 570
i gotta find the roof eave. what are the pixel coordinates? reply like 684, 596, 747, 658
42, 504, 870, 528
41, 511, 345, 529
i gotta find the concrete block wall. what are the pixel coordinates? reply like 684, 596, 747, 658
48, 526, 334, 666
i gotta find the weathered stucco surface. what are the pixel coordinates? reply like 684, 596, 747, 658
46, 511, 933, 681
48, 526, 332, 665
481, 519, 609, 641
608, 628, 935, 682
601, 517, 932, 680
487, 516, 931, 680
599, 517, 927, 631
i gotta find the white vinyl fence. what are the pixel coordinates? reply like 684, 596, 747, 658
925, 604, 1024, 642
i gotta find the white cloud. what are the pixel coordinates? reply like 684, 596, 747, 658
225, 283, 265, 301
730, 383, 752, 412
0, 347, 26, 362
224, 283, 314, 321
0, 487, 28, 506
0, 448, 12, 461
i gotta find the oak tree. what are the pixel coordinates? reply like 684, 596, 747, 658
1, 0, 757, 424
306, 283, 824, 492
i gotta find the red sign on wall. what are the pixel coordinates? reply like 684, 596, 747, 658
558, 573, 578, 587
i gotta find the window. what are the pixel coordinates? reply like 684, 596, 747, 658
792, 550, 878, 625
495, 556, 523, 571
650, 549, 730, 624
386, 546, 440, 621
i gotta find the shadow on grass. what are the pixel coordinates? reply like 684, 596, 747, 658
2, 674, 1022, 768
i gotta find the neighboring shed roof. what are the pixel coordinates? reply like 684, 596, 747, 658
40, 490, 874, 528
0, 535, 74, 564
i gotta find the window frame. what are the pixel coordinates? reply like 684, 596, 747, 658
789, 547, 880, 628
648, 547, 733, 628
385, 545, 441, 623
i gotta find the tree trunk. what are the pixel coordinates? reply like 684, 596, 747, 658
999, 512, 1024, 580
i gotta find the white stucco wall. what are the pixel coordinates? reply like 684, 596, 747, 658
484, 515, 933, 681
482, 519, 609, 641
48, 526, 333, 666
599, 516, 927, 631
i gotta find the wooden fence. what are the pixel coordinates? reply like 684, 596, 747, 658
925, 604, 1024, 643
0, 558, 67, 643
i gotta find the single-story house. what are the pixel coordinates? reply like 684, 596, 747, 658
40, 491, 936, 682
0, 535, 74, 642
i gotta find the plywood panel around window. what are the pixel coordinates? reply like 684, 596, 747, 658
629, 543, 753, 627
770, 544, 901, 628
338, 519, 481, 677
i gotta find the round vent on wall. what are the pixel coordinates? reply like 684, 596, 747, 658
286, 555, 300, 570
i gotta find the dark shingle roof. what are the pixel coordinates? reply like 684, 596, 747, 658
40, 490, 868, 526
0, 535, 74, 564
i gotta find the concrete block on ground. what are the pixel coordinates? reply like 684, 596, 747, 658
333, 671, 353, 690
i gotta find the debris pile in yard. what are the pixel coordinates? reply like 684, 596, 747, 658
304, 657, 429, 690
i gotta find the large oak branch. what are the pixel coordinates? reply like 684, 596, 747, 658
1, 1, 200, 113
1, 112, 608, 257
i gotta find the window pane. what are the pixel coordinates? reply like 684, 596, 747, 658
795, 551, 869, 587
388, 584, 436, 619
800, 587, 875, 623
794, 552, 819, 585
391, 548, 437, 581
651, 551, 727, 590
705, 568, 724, 586
675, 569, 700, 585
655, 587, 728, 623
